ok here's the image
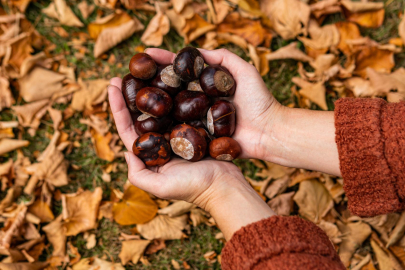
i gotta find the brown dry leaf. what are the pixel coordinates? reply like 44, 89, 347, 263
345, 77, 376, 97
292, 78, 328, 110
137, 214, 188, 240
7, 34, 33, 73
119, 240, 151, 265
78, 1, 95, 20
12, 99, 49, 130
310, 0, 341, 19
264, 176, 289, 199
72, 257, 124, 270
141, 7, 170, 46
0, 77, 14, 112
19, 67, 66, 102
80, 115, 110, 135
254, 160, 295, 180
157, 201, 195, 217
207, 0, 231, 24
62, 187, 103, 236
267, 191, 294, 216
260, 0, 310, 40
145, 239, 166, 255
28, 199, 54, 223
90, 130, 116, 162
98, 201, 113, 221
293, 180, 333, 222
400, 13, 405, 45
298, 19, 339, 51
387, 212, 405, 248
43, 215, 67, 257
341, 0, 385, 28
0, 262, 49, 270
48, 107, 62, 130
318, 220, 342, 244
9, 0, 32, 13
370, 239, 402, 270
337, 221, 372, 267
266, 42, 313, 63
113, 185, 158, 225
42, 0, 83, 27
85, 233, 96, 249
340, 1, 383, 13
0, 139, 29, 156
367, 68, 405, 96
248, 45, 271, 76
217, 12, 265, 46
181, 14, 216, 44
190, 208, 208, 227
88, 11, 144, 57
335, 21, 361, 57
71, 79, 109, 111
354, 46, 395, 78
171, 0, 190, 13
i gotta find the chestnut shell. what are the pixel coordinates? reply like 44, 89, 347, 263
169, 124, 207, 162
209, 137, 241, 161
150, 65, 182, 96
122, 73, 147, 113
133, 132, 171, 166
173, 47, 204, 82
207, 100, 236, 137
129, 53, 157, 80
173, 90, 210, 122
136, 87, 173, 118
200, 65, 236, 97
134, 114, 173, 136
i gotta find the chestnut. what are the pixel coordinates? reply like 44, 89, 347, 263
173, 90, 210, 122
207, 100, 236, 137
209, 137, 241, 161
150, 65, 182, 96
197, 127, 212, 146
122, 73, 147, 113
133, 132, 171, 166
186, 120, 205, 129
170, 124, 206, 162
134, 114, 173, 136
136, 87, 173, 118
200, 65, 236, 97
173, 47, 204, 82
187, 80, 203, 92
129, 53, 157, 80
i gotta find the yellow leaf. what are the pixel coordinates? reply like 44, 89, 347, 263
90, 130, 116, 162
344, 8, 385, 28
113, 185, 158, 225
335, 21, 361, 57
119, 240, 151, 265
28, 199, 55, 223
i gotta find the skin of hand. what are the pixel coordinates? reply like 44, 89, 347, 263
108, 48, 340, 240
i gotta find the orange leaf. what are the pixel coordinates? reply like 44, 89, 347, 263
88, 11, 133, 39
182, 14, 216, 44
113, 185, 158, 225
344, 8, 385, 28
354, 46, 395, 78
28, 199, 55, 223
90, 130, 116, 162
335, 21, 361, 57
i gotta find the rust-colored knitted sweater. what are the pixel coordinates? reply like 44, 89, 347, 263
222, 98, 405, 270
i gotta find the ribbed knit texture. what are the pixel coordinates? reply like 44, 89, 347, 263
335, 98, 404, 216
221, 216, 345, 270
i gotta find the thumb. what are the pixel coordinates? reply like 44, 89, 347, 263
125, 152, 157, 192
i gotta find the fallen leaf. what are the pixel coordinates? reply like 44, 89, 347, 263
43, 215, 67, 257
62, 188, 103, 236
293, 179, 333, 222
254, 160, 295, 180
113, 185, 158, 225
207, 0, 231, 24
343, 7, 385, 28
387, 212, 405, 248
171, 0, 190, 13
85, 234, 96, 249
298, 19, 339, 50
367, 68, 405, 96
292, 78, 328, 110
181, 14, 216, 44
340, 0, 384, 13
264, 176, 289, 199
42, 0, 84, 27
145, 239, 166, 255
267, 191, 294, 216
0, 139, 29, 156
0, 262, 49, 270
119, 240, 151, 265
78, 1, 95, 19
189, 208, 208, 227
260, 0, 310, 40
68, 242, 81, 265
98, 201, 113, 221
90, 130, 116, 162
371, 238, 402, 270
335, 21, 362, 57
28, 199, 54, 223
318, 220, 342, 244
157, 201, 195, 217
354, 46, 395, 78
80, 115, 110, 135
266, 42, 313, 62
7, 34, 33, 73
72, 257, 124, 270
400, 13, 405, 45
141, 4, 170, 46
172, 259, 181, 269
9, 0, 32, 13
0, 77, 14, 112
337, 221, 372, 267
137, 214, 188, 240
71, 79, 109, 111
345, 77, 376, 97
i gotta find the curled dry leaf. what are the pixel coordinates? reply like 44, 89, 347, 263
43, 215, 67, 257
62, 187, 103, 236
293, 180, 333, 222
141, 6, 170, 46
318, 220, 342, 244
292, 77, 328, 110
113, 185, 158, 225
137, 214, 188, 240
72, 257, 125, 270
0, 139, 29, 156
264, 175, 290, 199
260, 0, 310, 40
28, 199, 55, 223
12, 99, 49, 128
343, 8, 385, 29
267, 191, 294, 216
78, 1, 95, 20
85, 234, 96, 249
266, 42, 313, 63
370, 238, 402, 270
0, 262, 49, 270
367, 68, 405, 96
42, 0, 83, 27
90, 130, 116, 162
400, 13, 405, 45
386, 211, 405, 248
345, 77, 375, 97
119, 240, 151, 265
190, 209, 208, 227
335, 21, 361, 57
157, 201, 195, 217
248, 45, 271, 76
182, 14, 216, 44
340, 0, 384, 13
0, 77, 14, 112
337, 221, 372, 267
298, 20, 339, 51
80, 115, 110, 136
71, 79, 109, 111
354, 46, 395, 78
145, 239, 166, 255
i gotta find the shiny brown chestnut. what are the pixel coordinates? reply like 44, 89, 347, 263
136, 87, 173, 118
209, 137, 241, 161
173, 90, 210, 122
186, 120, 205, 129
197, 127, 212, 146
134, 114, 173, 136
200, 65, 236, 97
173, 47, 204, 82
129, 53, 157, 80
133, 132, 171, 166
207, 100, 236, 137
170, 124, 206, 162
187, 80, 203, 92
150, 65, 182, 96
122, 73, 147, 113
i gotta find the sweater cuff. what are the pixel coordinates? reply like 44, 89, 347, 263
221, 216, 344, 270
335, 98, 403, 216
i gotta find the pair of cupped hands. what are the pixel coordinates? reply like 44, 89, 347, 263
108, 48, 281, 211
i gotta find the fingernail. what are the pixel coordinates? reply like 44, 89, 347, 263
124, 152, 129, 163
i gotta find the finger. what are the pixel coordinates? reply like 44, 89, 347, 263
125, 151, 166, 195
145, 48, 176, 65
108, 80, 137, 151
110, 77, 122, 88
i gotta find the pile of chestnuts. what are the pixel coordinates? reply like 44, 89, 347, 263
123, 47, 241, 167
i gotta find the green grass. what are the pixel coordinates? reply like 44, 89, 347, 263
1, 0, 404, 268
